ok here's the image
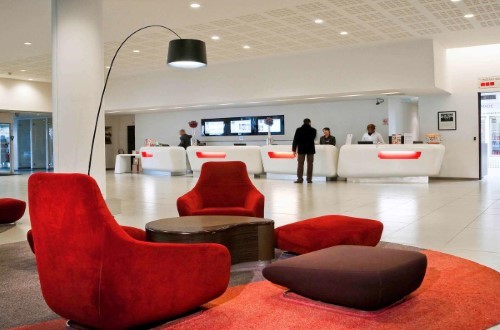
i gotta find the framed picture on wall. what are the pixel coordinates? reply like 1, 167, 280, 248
105, 126, 112, 144
438, 111, 457, 130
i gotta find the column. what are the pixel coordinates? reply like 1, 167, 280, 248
52, 0, 105, 195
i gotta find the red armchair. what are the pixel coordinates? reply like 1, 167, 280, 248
28, 173, 230, 329
177, 161, 265, 217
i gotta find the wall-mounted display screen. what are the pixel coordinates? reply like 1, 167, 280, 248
201, 115, 284, 136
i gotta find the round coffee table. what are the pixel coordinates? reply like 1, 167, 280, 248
146, 215, 275, 265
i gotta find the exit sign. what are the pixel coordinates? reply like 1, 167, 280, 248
479, 76, 500, 89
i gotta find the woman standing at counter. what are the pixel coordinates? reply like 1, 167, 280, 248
361, 124, 385, 144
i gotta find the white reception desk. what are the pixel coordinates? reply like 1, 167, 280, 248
139, 146, 187, 175
187, 146, 264, 175
260, 145, 338, 178
337, 144, 445, 182
114, 154, 141, 174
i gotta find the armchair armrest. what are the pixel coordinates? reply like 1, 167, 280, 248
100, 231, 231, 327
177, 190, 203, 216
244, 189, 265, 218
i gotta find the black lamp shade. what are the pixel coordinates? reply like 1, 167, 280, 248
167, 39, 207, 69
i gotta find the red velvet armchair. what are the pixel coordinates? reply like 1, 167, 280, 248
28, 173, 231, 329
177, 161, 265, 217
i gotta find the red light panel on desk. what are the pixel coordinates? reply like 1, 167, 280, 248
141, 151, 153, 158
196, 151, 227, 158
378, 151, 421, 160
268, 151, 295, 159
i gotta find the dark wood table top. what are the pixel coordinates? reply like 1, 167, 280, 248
146, 215, 274, 234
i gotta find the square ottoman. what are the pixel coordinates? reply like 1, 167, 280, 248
263, 245, 427, 311
275, 215, 383, 254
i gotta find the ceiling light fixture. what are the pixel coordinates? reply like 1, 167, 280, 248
28, 78, 33, 81
450, 0, 461, 2
211, 36, 220, 40
314, 19, 324, 24
190, 3, 201, 8
340, 31, 348, 35
23, 42, 32, 45
464, 14, 474, 18
88, 25, 207, 175
243, 45, 251, 49
340, 94, 362, 97
305, 97, 327, 100
20, 69, 26, 72
382, 92, 401, 95
132, 49, 140, 53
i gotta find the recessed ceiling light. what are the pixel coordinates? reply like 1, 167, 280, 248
147, 108, 159, 111
314, 19, 324, 24
132, 49, 140, 53
247, 101, 262, 104
340, 94, 362, 97
382, 92, 402, 95
219, 103, 234, 106
24, 42, 32, 45
190, 3, 201, 8
243, 45, 251, 49
464, 13, 474, 18
305, 97, 327, 100
340, 31, 349, 35
211, 35, 220, 40
105, 66, 110, 69
28, 78, 33, 81
20, 69, 26, 72
450, 0, 461, 2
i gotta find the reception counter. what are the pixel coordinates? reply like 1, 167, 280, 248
260, 145, 338, 178
139, 147, 186, 175
187, 146, 264, 175
337, 144, 445, 181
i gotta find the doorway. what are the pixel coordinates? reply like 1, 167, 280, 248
15, 114, 53, 170
0, 123, 13, 174
479, 91, 500, 177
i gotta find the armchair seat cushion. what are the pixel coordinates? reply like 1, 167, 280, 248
0, 198, 26, 224
192, 207, 255, 217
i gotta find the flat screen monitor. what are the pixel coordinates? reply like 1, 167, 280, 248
257, 118, 282, 133
358, 141, 373, 144
230, 119, 252, 134
202, 120, 225, 136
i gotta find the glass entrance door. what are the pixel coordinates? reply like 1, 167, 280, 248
0, 123, 13, 174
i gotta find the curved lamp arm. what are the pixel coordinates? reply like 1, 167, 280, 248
87, 25, 183, 175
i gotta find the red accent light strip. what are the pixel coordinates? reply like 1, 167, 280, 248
378, 151, 421, 160
196, 151, 227, 159
141, 151, 153, 158
268, 151, 295, 159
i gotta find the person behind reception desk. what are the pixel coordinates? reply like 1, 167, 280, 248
320, 127, 336, 146
292, 118, 317, 184
178, 129, 192, 149
361, 124, 385, 144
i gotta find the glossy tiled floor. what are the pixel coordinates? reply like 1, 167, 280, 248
1, 171, 499, 271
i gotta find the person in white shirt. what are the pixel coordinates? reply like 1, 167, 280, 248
361, 124, 385, 144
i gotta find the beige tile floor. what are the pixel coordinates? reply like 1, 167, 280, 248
1, 171, 499, 271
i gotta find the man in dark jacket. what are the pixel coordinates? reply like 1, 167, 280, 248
178, 129, 191, 149
292, 118, 317, 183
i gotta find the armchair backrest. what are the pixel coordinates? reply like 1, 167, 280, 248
28, 173, 120, 324
195, 161, 259, 207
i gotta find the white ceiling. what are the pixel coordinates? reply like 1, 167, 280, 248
0, 0, 499, 82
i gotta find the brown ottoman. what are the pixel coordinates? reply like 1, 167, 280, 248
263, 245, 427, 311
0, 198, 26, 224
275, 215, 383, 254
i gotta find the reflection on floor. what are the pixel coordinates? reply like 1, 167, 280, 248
1, 171, 499, 271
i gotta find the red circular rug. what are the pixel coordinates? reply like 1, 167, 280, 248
11, 250, 500, 330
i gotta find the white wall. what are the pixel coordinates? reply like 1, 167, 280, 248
105, 39, 444, 111
420, 44, 500, 178
135, 99, 389, 150
104, 114, 135, 168
388, 97, 419, 139
0, 78, 51, 112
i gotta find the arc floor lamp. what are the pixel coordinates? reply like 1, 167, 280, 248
87, 25, 207, 175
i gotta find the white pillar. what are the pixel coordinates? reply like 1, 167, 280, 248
52, 0, 106, 196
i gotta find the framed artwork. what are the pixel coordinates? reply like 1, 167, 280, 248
438, 111, 456, 130
105, 126, 112, 144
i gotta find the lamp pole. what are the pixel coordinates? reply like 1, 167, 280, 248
87, 25, 206, 175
